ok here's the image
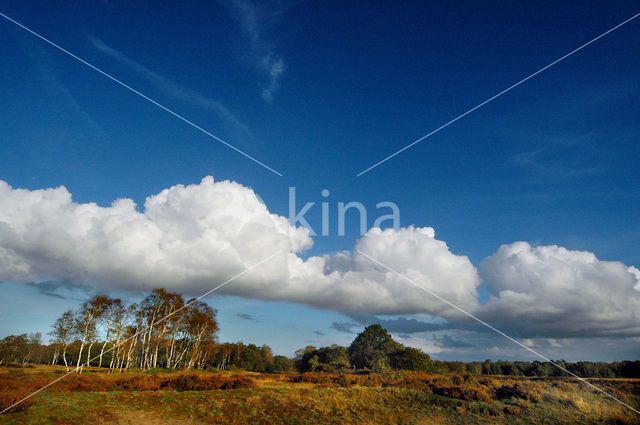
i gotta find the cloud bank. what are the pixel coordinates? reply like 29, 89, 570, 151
1, 178, 639, 339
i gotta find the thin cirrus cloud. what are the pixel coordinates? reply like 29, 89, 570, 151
510, 148, 606, 178
330, 321, 356, 334
331, 313, 455, 335
234, 313, 258, 321
224, 0, 286, 101
21, 279, 78, 300
90, 37, 251, 136
23, 41, 108, 142
0, 178, 639, 340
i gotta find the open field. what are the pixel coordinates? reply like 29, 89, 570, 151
1, 365, 639, 424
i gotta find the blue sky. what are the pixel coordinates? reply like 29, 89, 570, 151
1, 1, 640, 361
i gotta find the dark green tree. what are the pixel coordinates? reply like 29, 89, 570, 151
348, 324, 401, 371
316, 345, 351, 371
294, 346, 317, 372
271, 355, 293, 372
390, 346, 434, 371
295, 345, 351, 372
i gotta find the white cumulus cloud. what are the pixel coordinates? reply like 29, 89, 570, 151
2, 178, 640, 339
0, 178, 480, 317
0, 177, 309, 293
284, 226, 482, 315
479, 242, 640, 337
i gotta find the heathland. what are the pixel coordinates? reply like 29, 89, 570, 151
1, 289, 639, 423
1, 365, 639, 424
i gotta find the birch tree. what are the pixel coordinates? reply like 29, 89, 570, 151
49, 310, 74, 371
74, 295, 111, 372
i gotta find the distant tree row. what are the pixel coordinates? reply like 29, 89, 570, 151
208, 342, 292, 373
435, 358, 640, 379
2, 299, 640, 378
0, 333, 45, 366
292, 325, 640, 378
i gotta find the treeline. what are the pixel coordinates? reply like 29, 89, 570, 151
0, 287, 291, 374
436, 359, 640, 379
1, 292, 639, 378
209, 343, 292, 373
291, 325, 640, 378
1, 289, 218, 372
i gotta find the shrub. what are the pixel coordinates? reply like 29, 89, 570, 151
513, 398, 532, 409
145, 367, 173, 375
64, 374, 108, 392
0, 370, 257, 394
393, 373, 433, 392
290, 372, 333, 385
495, 383, 542, 402
451, 374, 464, 385
0, 388, 34, 412
607, 414, 640, 425
503, 405, 520, 415
113, 375, 162, 391
431, 385, 492, 402
165, 373, 255, 391
334, 374, 356, 387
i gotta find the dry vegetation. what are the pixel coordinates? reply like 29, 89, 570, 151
1, 365, 639, 424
